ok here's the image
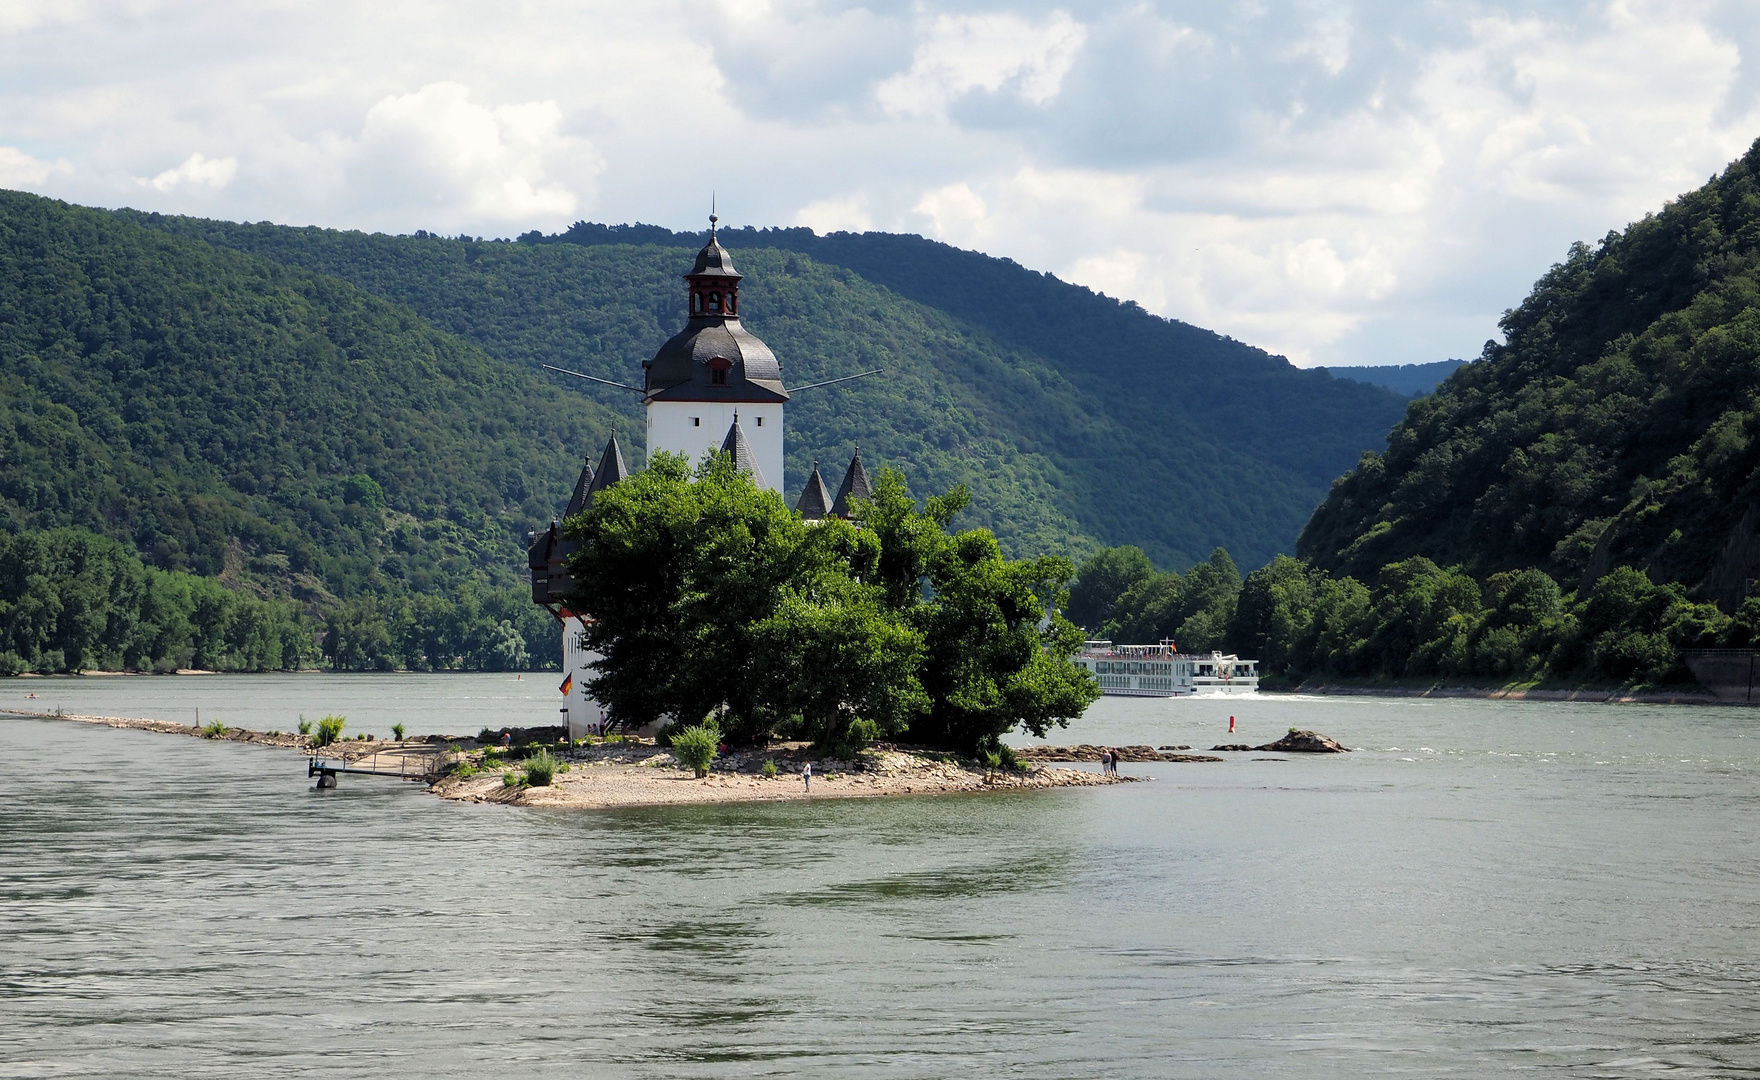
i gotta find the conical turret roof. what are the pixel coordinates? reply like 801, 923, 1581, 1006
587, 432, 627, 500
831, 447, 871, 517
719, 415, 768, 489
796, 462, 832, 520
562, 451, 596, 519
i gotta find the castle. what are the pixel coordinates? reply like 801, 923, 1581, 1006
526, 225, 872, 736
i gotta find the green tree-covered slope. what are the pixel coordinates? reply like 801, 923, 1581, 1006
126, 213, 1410, 571
0, 190, 621, 658
1299, 138, 1760, 608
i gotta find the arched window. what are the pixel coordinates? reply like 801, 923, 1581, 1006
708, 292, 721, 312
727, 294, 737, 315
691, 293, 702, 314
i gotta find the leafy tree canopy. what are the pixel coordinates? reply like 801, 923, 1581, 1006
564, 456, 1096, 754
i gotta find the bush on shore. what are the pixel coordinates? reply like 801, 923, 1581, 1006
670, 724, 719, 778
523, 748, 560, 786
312, 714, 346, 748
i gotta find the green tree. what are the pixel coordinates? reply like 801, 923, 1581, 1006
860, 469, 1098, 754
1067, 546, 1154, 631
567, 459, 1095, 754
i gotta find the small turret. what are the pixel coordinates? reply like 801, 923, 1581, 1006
796, 462, 833, 520
529, 432, 625, 611
718, 414, 767, 489
830, 446, 872, 518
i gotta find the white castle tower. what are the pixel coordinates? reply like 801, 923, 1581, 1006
529, 220, 879, 736
642, 218, 788, 489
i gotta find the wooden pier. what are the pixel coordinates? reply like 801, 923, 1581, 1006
309, 744, 449, 787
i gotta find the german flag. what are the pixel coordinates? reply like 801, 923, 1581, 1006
559, 672, 573, 697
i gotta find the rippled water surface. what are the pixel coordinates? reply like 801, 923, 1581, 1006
4, 678, 1760, 1078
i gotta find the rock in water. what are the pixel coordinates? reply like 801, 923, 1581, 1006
1209, 744, 1255, 752
1255, 729, 1350, 753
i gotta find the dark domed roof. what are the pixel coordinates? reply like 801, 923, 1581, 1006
645, 234, 788, 403
688, 236, 742, 280
645, 319, 789, 402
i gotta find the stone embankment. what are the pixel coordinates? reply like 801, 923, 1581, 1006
1286, 683, 1722, 705
1016, 744, 1226, 764
1021, 730, 1351, 761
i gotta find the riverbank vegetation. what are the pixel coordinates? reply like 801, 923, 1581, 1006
1069, 541, 1753, 690
0, 528, 312, 674
563, 453, 1097, 756
1066, 139, 1760, 692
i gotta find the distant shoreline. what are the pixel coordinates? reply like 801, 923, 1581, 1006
0, 707, 1137, 809
1269, 684, 1733, 706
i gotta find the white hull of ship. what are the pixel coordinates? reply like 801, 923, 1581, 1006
1077, 642, 1260, 699
1094, 682, 1261, 698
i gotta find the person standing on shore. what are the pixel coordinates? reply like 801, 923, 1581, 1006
803, 761, 812, 792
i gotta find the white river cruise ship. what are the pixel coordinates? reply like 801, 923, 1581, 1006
1072, 641, 1260, 697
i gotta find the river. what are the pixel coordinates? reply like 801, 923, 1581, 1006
3, 676, 1758, 1077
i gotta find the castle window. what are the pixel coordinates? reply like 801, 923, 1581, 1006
692, 417, 700, 427
755, 416, 763, 426
692, 293, 702, 313
708, 292, 721, 312
727, 294, 736, 315
711, 368, 727, 386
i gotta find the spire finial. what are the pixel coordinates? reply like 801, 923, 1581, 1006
709, 193, 717, 237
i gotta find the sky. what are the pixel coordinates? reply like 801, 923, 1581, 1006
3, 1, 1759, 368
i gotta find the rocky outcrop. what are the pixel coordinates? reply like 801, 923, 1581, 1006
1254, 729, 1350, 753
1016, 744, 1220, 763
1209, 743, 1255, 752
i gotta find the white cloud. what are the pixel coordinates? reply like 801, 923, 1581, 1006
0, 146, 71, 188
3, 1, 1760, 366
876, 10, 1087, 118
348, 83, 591, 223
144, 152, 237, 193
794, 192, 874, 234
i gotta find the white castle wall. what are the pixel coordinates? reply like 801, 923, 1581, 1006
560, 615, 608, 739
646, 401, 784, 492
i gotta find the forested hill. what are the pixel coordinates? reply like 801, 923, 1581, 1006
1325, 360, 1467, 397
0, 190, 619, 614
1298, 138, 1760, 608
125, 211, 1411, 571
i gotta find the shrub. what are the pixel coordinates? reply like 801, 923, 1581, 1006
297, 718, 312, 736
312, 714, 346, 747
392, 723, 406, 741
503, 770, 521, 788
821, 717, 879, 760
524, 748, 560, 786
201, 720, 228, 739
671, 724, 719, 777
0, 652, 26, 677
759, 758, 779, 779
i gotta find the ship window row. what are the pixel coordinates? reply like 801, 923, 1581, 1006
1094, 660, 1178, 675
